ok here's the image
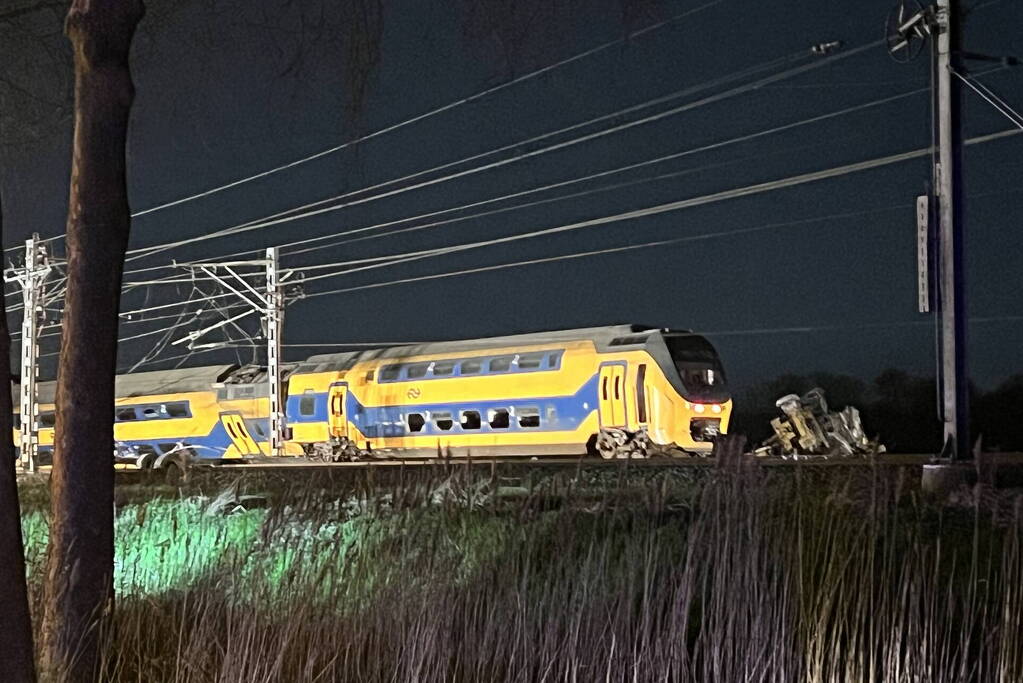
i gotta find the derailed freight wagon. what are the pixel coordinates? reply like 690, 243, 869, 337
286, 325, 732, 460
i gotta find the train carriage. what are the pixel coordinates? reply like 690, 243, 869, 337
286, 325, 732, 459
14, 365, 275, 469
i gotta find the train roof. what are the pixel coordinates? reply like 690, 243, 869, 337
293, 325, 694, 373
22, 364, 239, 404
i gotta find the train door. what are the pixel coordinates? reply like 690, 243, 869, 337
328, 382, 349, 439
220, 412, 260, 456
598, 363, 627, 428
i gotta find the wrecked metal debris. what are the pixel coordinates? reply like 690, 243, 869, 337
757, 387, 885, 458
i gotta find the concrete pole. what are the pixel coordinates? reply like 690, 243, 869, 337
935, 0, 970, 459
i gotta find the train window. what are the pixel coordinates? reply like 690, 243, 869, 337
380, 365, 401, 381
116, 407, 137, 422
141, 406, 162, 419
432, 360, 455, 376
460, 359, 482, 375
39, 413, 56, 428
406, 363, 429, 379
637, 364, 648, 423
546, 351, 563, 369
517, 353, 544, 370
489, 356, 513, 373
166, 403, 190, 418
609, 335, 649, 347
433, 412, 454, 431
299, 390, 316, 416
407, 413, 425, 432
488, 408, 510, 429
517, 407, 540, 428
460, 410, 481, 430
364, 370, 375, 383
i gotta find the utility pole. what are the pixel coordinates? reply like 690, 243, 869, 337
3, 234, 52, 472
265, 247, 285, 456
175, 251, 293, 456
934, 0, 970, 460
888, 0, 969, 459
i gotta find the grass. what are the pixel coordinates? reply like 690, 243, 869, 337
18, 463, 1023, 682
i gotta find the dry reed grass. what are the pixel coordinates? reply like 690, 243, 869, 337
19, 463, 1023, 682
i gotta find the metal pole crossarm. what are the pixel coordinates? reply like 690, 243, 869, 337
180, 259, 272, 269
200, 266, 267, 311
173, 248, 288, 457
171, 308, 256, 348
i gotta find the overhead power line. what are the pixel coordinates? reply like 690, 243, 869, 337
121, 86, 924, 277
125, 41, 876, 260
125, 1, 724, 219
296, 129, 1020, 286
278, 87, 928, 259
297, 127, 1021, 297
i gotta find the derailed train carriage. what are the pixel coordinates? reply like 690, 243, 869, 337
13, 324, 732, 468
13, 364, 289, 472
286, 325, 732, 460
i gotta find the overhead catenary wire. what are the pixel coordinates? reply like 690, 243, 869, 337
125, 0, 725, 219
278, 86, 930, 259
297, 129, 1022, 298
115, 47, 819, 275
294, 128, 1022, 287
299, 205, 914, 299
124, 41, 878, 261
121, 84, 927, 277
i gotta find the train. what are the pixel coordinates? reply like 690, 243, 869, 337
13, 325, 732, 470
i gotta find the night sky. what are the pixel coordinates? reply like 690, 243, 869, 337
1, 0, 1021, 394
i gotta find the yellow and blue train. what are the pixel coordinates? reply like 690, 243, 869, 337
286, 325, 731, 459
15, 364, 284, 471
13, 325, 732, 468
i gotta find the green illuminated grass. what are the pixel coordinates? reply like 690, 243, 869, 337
18, 466, 1023, 682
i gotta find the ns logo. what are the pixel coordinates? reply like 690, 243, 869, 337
406, 387, 422, 399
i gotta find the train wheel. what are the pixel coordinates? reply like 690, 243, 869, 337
163, 460, 183, 486
631, 430, 652, 458
596, 429, 624, 459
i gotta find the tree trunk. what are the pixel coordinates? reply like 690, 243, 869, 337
42, 1, 144, 679
0, 191, 37, 683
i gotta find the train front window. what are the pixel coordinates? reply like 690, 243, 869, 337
664, 334, 730, 403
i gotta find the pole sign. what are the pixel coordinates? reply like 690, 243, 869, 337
916, 194, 930, 313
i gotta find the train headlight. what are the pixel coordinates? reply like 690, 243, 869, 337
711, 404, 722, 414
694, 403, 705, 413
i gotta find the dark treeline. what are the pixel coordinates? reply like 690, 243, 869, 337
731, 370, 1023, 453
